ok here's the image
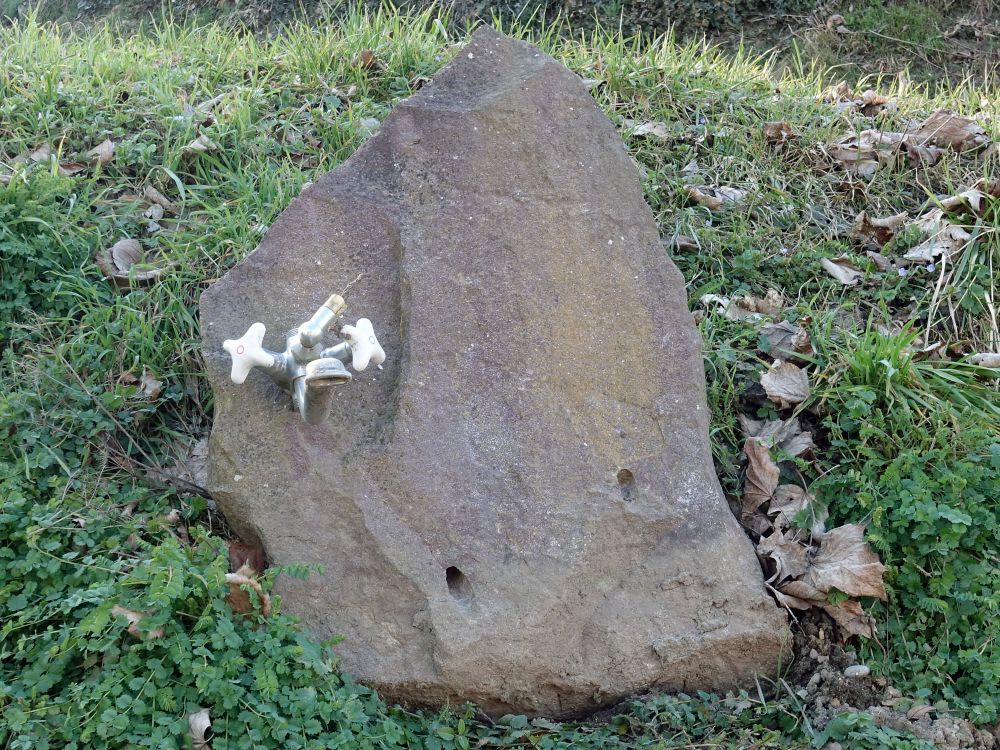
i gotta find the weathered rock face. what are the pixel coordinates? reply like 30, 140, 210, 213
200, 27, 788, 717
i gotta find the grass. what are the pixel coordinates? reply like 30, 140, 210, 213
1, 4, 999, 747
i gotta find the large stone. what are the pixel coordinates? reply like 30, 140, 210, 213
200, 27, 789, 717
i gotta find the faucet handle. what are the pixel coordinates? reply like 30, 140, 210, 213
223, 322, 275, 384
340, 318, 386, 372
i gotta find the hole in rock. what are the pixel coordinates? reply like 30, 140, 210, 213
617, 468, 636, 502
445, 566, 474, 604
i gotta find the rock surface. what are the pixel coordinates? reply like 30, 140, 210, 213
201, 27, 789, 717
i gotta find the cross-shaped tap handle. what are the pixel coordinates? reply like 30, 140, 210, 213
340, 318, 386, 371
223, 322, 276, 384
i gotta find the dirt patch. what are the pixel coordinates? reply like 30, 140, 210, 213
788, 611, 997, 749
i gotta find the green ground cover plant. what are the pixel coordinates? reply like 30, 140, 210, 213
1, 6, 998, 747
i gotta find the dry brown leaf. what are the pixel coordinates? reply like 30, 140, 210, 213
903, 209, 972, 262
827, 130, 906, 177
763, 121, 797, 146
866, 251, 892, 272
761, 360, 811, 408
902, 140, 945, 167
143, 184, 177, 213
803, 523, 887, 600
743, 438, 779, 518
139, 369, 162, 399
111, 238, 142, 272
852, 211, 909, 246
673, 234, 698, 253
858, 89, 893, 117
144, 203, 165, 223
821, 80, 853, 104
968, 352, 1000, 367
760, 320, 813, 361
359, 48, 380, 71
87, 138, 115, 165
686, 185, 745, 211
95, 238, 171, 289
631, 121, 670, 139
821, 598, 876, 640
58, 161, 88, 176
111, 605, 165, 640
769, 484, 813, 530
26, 143, 52, 163
228, 540, 266, 575
188, 707, 211, 750
184, 133, 217, 154
826, 14, 849, 33
821, 257, 863, 285
757, 527, 811, 582
739, 415, 814, 457
330, 84, 358, 100
225, 564, 272, 617
911, 109, 990, 152
939, 178, 1000, 217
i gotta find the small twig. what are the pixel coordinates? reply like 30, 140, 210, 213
339, 272, 363, 298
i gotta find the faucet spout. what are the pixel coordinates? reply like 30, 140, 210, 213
293, 357, 352, 425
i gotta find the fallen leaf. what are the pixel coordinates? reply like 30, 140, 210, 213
903, 209, 972, 262
95, 238, 171, 289
673, 234, 698, 253
760, 320, 813, 361
826, 14, 849, 33
939, 178, 1000, 217
111, 605, 165, 640
742, 438, 779, 518
761, 360, 811, 408
821, 257, 863, 285
700, 289, 782, 321
149, 436, 209, 491
821, 81, 853, 105
763, 121, 797, 146
330, 84, 358, 100
802, 523, 886, 600
858, 89, 894, 117
184, 133, 217, 154
911, 109, 989, 151
58, 161, 88, 176
27, 143, 52, 163
768, 484, 813, 530
968, 352, 1000, 367
143, 185, 177, 213
680, 158, 699, 176
87, 138, 115, 165
139, 369, 162, 399
188, 707, 211, 750
144, 203, 165, 222
852, 211, 908, 246
866, 250, 892, 271
686, 185, 745, 211
739, 415, 814, 457
827, 130, 906, 177
228, 540, 266, 575
757, 527, 810, 582
902, 140, 945, 167
821, 598, 876, 640
359, 48, 379, 71
632, 121, 670, 139
225, 564, 272, 617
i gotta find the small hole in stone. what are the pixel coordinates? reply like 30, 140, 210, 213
445, 566, 474, 604
617, 468, 636, 502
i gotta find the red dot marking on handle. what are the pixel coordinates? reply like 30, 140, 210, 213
237, 345, 245, 355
